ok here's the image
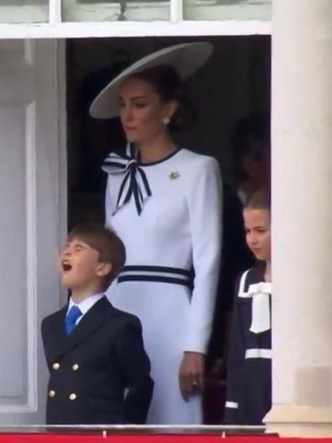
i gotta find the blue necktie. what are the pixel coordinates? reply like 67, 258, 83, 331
65, 305, 82, 335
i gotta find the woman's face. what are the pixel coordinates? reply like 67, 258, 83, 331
118, 77, 175, 144
243, 208, 271, 262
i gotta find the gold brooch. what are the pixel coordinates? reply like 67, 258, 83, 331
169, 171, 180, 180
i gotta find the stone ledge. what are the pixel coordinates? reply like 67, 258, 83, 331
264, 405, 332, 437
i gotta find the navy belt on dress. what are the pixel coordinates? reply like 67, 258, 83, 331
118, 265, 193, 288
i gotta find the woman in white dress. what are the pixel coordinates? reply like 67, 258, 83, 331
89, 43, 223, 424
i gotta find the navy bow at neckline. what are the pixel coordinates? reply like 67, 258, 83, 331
103, 151, 152, 216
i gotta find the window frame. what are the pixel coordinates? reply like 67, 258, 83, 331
0, 0, 271, 38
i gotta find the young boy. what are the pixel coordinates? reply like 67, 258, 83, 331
224, 188, 271, 425
41, 223, 153, 425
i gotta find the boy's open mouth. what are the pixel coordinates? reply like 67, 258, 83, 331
62, 261, 72, 272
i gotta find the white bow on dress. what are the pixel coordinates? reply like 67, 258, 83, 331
239, 279, 272, 334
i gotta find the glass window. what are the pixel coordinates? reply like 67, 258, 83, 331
0, 0, 48, 23
183, 0, 271, 21
63, 0, 169, 22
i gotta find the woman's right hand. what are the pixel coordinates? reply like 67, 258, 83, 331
179, 351, 205, 401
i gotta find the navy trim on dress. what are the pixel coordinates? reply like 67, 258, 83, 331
122, 265, 191, 276
103, 152, 152, 216
132, 144, 183, 167
118, 265, 193, 288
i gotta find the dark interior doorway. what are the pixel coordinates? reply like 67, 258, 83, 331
65, 34, 271, 424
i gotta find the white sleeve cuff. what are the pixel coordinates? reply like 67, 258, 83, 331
225, 401, 239, 409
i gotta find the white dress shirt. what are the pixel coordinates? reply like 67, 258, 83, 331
67, 293, 104, 325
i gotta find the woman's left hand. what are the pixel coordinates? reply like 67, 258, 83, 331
179, 352, 205, 401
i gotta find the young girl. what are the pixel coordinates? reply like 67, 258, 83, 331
224, 188, 271, 425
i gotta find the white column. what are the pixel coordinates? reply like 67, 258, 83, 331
265, 0, 332, 437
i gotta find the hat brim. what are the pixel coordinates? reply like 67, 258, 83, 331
89, 42, 213, 119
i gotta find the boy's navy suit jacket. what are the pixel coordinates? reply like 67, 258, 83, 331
41, 296, 153, 425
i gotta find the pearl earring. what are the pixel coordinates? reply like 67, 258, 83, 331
163, 117, 170, 125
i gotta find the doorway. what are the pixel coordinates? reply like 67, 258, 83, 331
65, 35, 271, 423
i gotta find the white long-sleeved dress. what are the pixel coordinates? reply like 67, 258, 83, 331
104, 147, 222, 424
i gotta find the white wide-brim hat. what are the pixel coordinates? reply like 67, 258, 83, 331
89, 42, 213, 119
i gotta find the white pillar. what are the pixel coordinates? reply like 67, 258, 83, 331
265, 0, 332, 437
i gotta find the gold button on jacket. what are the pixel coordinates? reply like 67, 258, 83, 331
72, 364, 79, 371
49, 390, 55, 398
52, 363, 60, 370
69, 393, 77, 401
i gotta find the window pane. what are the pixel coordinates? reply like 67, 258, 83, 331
0, 0, 48, 23
184, 0, 271, 21
63, 0, 169, 21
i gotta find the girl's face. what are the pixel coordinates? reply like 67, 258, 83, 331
118, 77, 176, 145
243, 208, 271, 262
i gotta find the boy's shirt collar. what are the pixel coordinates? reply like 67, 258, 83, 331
67, 293, 105, 321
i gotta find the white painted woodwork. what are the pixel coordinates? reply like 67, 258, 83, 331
0, 39, 64, 425
0, 20, 271, 39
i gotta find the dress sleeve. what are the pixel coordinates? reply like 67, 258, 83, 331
105, 176, 113, 228
104, 176, 120, 294
184, 157, 223, 353
223, 271, 247, 425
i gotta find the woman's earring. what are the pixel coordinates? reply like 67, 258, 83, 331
163, 117, 170, 125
